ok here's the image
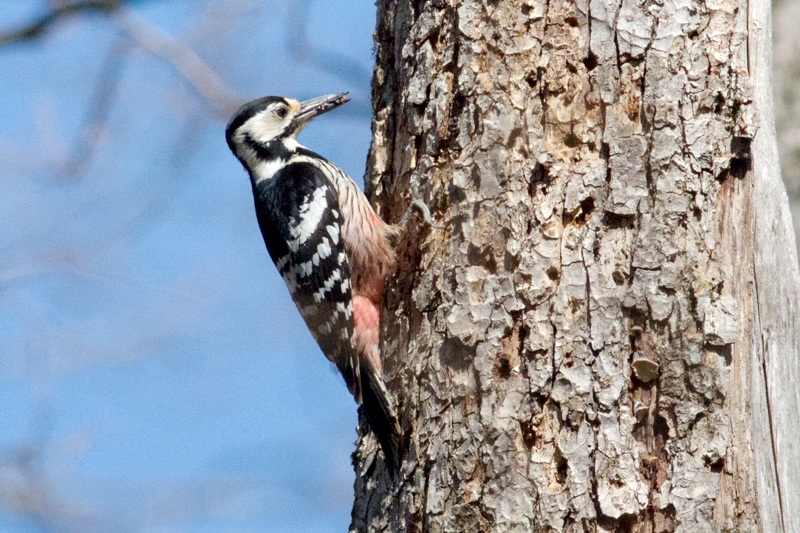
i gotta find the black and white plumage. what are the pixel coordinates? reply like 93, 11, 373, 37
225, 93, 402, 473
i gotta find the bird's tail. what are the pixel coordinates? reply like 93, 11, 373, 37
359, 357, 403, 475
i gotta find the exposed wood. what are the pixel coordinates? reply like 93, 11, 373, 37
749, 0, 800, 528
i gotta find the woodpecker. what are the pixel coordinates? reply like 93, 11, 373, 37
225, 92, 404, 473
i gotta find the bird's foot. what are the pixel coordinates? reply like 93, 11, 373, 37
401, 198, 443, 229
397, 173, 444, 230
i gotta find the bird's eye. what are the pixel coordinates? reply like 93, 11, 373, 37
276, 107, 288, 119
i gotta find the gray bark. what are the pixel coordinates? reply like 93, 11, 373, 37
349, 0, 800, 530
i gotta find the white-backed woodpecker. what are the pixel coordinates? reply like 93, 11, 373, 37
225, 93, 403, 473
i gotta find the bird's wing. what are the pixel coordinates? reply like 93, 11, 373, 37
253, 161, 361, 400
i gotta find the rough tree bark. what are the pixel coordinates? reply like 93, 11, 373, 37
350, 0, 800, 530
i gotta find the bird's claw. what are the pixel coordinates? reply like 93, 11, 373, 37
401, 198, 444, 230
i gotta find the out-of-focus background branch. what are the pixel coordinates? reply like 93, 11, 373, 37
2, 0, 799, 531
773, 0, 800, 251
0, 1, 126, 47
0, 1, 374, 531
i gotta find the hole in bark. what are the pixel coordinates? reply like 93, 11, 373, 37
414, 133, 424, 161
731, 135, 752, 156
601, 142, 610, 161
706, 456, 724, 473
546, 266, 561, 281
726, 137, 753, 180
574, 196, 595, 225
583, 50, 598, 71
518, 323, 530, 353
496, 357, 512, 379
714, 93, 725, 113
521, 4, 531, 15
554, 452, 568, 484
565, 16, 579, 27
729, 157, 750, 179
706, 343, 733, 366
525, 74, 538, 88
612, 270, 626, 285
504, 250, 520, 272
450, 93, 467, 120
602, 212, 635, 229
531, 161, 549, 185
564, 132, 580, 147
654, 413, 670, 442
520, 419, 537, 448
687, 29, 699, 39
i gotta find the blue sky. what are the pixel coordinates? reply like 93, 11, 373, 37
0, 1, 377, 531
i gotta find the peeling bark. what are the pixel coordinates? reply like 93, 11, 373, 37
350, 0, 800, 530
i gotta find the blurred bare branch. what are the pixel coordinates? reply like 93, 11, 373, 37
61, 36, 131, 179
0, 0, 121, 47
117, 9, 241, 117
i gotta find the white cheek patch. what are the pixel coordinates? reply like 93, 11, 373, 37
242, 113, 288, 144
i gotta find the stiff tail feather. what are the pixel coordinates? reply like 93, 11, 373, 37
359, 357, 402, 475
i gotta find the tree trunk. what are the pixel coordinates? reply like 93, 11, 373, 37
350, 0, 800, 530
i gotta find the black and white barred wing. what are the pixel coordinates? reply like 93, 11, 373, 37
253, 162, 361, 399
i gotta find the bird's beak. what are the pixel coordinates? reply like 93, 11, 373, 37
295, 92, 350, 124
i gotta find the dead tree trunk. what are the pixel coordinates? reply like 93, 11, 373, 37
350, 0, 800, 530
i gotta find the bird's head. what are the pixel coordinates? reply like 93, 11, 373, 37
225, 92, 349, 168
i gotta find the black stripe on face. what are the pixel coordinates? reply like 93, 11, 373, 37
243, 134, 294, 162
